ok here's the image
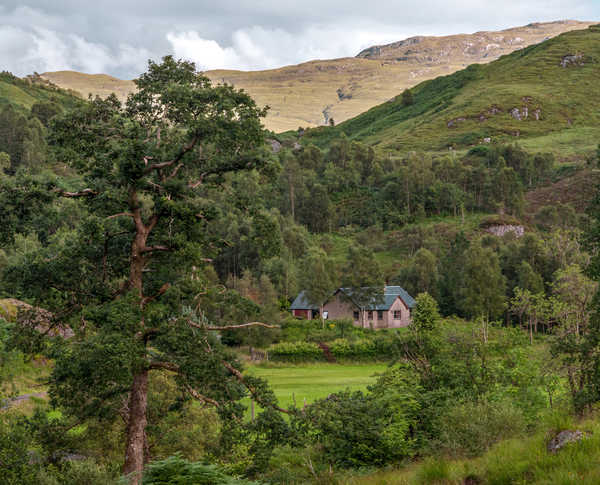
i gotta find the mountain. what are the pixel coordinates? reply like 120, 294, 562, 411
39, 20, 594, 133
302, 24, 600, 156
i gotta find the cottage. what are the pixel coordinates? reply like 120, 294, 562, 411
291, 286, 415, 328
290, 290, 321, 319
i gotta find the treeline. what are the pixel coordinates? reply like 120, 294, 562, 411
273, 137, 554, 231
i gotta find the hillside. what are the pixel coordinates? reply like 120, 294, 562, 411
302, 24, 600, 155
0, 72, 81, 113
39, 20, 594, 133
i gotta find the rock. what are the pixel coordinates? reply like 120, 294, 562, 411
485, 224, 524, 238
268, 139, 281, 153
561, 53, 584, 67
447, 116, 466, 128
483, 137, 491, 143
547, 430, 586, 453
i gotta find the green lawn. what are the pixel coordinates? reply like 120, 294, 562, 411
245, 363, 387, 409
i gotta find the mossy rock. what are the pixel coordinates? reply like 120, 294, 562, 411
0, 299, 18, 322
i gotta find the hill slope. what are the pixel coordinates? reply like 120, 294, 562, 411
302, 24, 600, 154
39, 20, 594, 133
0, 72, 81, 113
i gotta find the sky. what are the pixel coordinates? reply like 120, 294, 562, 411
1, 1, 599, 79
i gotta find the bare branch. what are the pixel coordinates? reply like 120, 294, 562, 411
141, 245, 172, 253
54, 188, 97, 198
206, 322, 280, 331
186, 319, 279, 331
106, 212, 134, 220
148, 361, 179, 372
184, 385, 221, 408
222, 360, 291, 414
140, 283, 171, 307
143, 136, 198, 175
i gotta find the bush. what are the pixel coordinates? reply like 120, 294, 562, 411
268, 342, 324, 362
435, 398, 525, 457
305, 389, 418, 467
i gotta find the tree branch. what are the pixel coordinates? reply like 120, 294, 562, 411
141, 245, 172, 253
206, 322, 280, 331
222, 360, 291, 414
186, 320, 279, 331
148, 361, 179, 372
54, 188, 98, 198
140, 283, 171, 308
143, 137, 199, 175
106, 212, 134, 220
184, 385, 221, 408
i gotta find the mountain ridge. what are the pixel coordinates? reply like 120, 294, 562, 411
301, 24, 600, 156
38, 20, 596, 133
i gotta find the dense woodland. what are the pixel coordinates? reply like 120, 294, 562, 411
1, 58, 600, 484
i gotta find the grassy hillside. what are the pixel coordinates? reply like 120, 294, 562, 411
302, 24, 600, 155
348, 414, 600, 484
0, 72, 81, 113
40, 21, 594, 133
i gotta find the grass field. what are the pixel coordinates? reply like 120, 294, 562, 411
245, 363, 387, 409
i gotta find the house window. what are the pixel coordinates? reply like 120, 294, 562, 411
377, 311, 384, 320
353, 311, 359, 321
393, 310, 402, 320
368, 311, 373, 320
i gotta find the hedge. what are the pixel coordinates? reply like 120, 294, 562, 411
268, 341, 324, 362
267, 337, 397, 363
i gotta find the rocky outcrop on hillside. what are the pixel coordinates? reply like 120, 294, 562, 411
357, 20, 592, 64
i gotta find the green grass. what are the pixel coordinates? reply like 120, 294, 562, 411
343, 414, 600, 485
303, 25, 600, 156
0, 72, 81, 114
245, 363, 387, 409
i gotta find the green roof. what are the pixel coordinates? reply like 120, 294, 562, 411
291, 286, 415, 311
338, 286, 415, 310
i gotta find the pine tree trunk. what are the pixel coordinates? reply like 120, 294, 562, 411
123, 370, 149, 484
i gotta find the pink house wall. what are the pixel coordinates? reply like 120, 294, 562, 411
323, 292, 412, 329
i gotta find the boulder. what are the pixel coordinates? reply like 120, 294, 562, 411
547, 430, 586, 453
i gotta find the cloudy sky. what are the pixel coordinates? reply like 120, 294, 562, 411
1, 1, 599, 79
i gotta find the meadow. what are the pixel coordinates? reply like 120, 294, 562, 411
245, 363, 387, 409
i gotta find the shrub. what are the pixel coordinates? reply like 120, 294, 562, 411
435, 398, 525, 457
268, 342, 324, 362
305, 389, 418, 468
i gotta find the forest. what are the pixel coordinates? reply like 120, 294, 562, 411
2, 57, 600, 484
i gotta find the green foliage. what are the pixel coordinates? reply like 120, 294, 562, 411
305, 385, 420, 467
400, 88, 414, 107
411, 293, 440, 333
435, 398, 526, 456
268, 341, 324, 362
142, 455, 261, 484
0, 415, 39, 485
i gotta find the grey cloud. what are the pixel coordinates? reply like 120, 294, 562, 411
0, 1, 598, 78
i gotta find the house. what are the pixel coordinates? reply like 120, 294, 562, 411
290, 290, 321, 319
291, 286, 415, 328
